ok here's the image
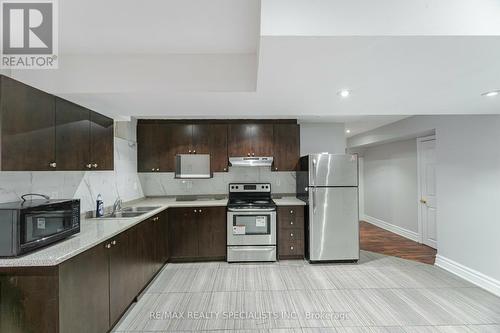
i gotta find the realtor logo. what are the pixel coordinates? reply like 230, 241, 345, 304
1, 0, 58, 68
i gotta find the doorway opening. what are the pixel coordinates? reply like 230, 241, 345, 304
357, 135, 437, 265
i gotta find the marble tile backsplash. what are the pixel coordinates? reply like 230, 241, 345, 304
138, 167, 296, 196
0, 137, 144, 213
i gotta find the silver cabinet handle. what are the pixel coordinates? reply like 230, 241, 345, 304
92, 163, 98, 168
194, 209, 197, 213
151, 168, 155, 171
247, 153, 251, 156
86, 163, 92, 169
251, 152, 255, 156
290, 233, 294, 237
156, 168, 160, 171
193, 150, 196, 154
49, 162, 56, 168
189, 150, 192, 153
223, 167, 227, 171
290, 210, 294, 214
105, 243, 111, 249
111, 240, 116, 245
199, 209, 202, 213
290, 246, 294, 251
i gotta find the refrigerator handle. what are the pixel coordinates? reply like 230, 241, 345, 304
312, 158, 317, 186
312, 187, 317, 213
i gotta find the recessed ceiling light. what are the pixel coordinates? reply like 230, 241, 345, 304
481, 90, 499, 97
345, 129, 351, 134
338, 89, 351, 98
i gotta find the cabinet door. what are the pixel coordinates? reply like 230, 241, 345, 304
108, 231, 135, 326
59, 242, 110, 333
197, 207, 226, 258
169, 208, 198, 259
1, 76, 56, 170
90, 111, 114, 170
162, 123, 192, 171
272, 124, 299, 171
251, 124, 274, 156
137, 122, 160, 172
55, 98, 90, 171
210, 124, 228, 172
228, 123, 254, 157
156, 211, 169, 265
191, 123, 210, 154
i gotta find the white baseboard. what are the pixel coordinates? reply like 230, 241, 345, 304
435, 255, 500, 297
362, 214, 420, 243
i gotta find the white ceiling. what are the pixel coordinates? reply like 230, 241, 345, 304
60, 0, 260, 54
9, 0, 500, 135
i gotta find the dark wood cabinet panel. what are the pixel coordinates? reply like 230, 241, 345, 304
155, 211, 169, 266
160, 123, 192, 171
0, 267, 59, 333
0, 75, 114, 171
169, 208, 198, 259
228, 123, 273, 157
192, 124, 210, 154
137, 122, 161, 172
59, 242, 110, 333
108, 231, 135, 326
55, 98, 90, 171
252, 123, 274, 156
90, 111, 114, 170
0, 75, 56, 170
277, 206, 305, 259
273, 124, 300, 171
228, 123, 254, 157
197, 207, 226, 258
210, 124, 228, 172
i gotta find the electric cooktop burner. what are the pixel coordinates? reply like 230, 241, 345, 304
227, 183, 276, 209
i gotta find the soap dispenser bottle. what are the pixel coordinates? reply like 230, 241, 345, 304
96, 194, 104, 217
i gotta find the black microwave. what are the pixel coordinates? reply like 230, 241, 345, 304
0, 199, 80, 257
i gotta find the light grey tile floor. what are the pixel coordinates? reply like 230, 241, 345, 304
112, 251, 500, 332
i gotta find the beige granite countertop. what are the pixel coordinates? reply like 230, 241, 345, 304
0, 195, 305, 268
0, 197, 227, 268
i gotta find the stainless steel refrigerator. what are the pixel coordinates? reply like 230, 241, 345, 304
296, 154, 359, 262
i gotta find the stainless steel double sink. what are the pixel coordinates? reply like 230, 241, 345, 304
99, 206, 161, 219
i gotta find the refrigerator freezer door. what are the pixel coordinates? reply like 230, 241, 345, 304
308, 187, 359, 261
309, 154, 358, 187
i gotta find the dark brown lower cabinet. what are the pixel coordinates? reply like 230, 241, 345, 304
0, 210, 169, 333
59, 242, 110, 333
278, 206, 305, 259
169, 206, 226, 261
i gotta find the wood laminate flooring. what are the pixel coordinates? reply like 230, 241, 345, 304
360, 221, 437, 265
112, 251, 499, 332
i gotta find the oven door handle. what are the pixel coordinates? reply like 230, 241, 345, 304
228, 208, 276, 211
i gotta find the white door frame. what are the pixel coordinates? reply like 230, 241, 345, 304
417, 135, 436, 245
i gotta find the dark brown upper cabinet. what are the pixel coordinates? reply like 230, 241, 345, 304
272, 123, 300, 171
55, 98, 114, 171
138, 121, 229, 172
55, 98, 91, 171
228, 123, 273, 157
0, 75, 114, 171
90, 111, 114, 170
137, 122, 161, 172
0, 75, 56, 171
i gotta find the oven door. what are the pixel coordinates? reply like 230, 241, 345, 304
227, 209, 276, 246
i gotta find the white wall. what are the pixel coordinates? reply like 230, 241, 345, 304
361, 139, 418, 236
300, 122, 346, 155
0, 121, 144, 213
349, 115, 500, 294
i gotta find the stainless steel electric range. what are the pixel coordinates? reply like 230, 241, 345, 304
226, 183, 277, 262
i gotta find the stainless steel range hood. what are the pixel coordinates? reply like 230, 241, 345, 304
229, 156, 274, 167
175, 154, 212, 179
